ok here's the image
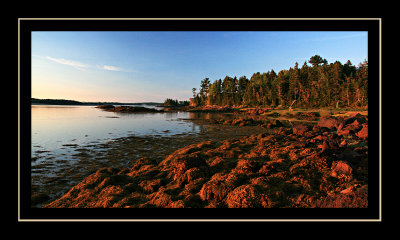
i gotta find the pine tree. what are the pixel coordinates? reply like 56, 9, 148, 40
191, 56, 367, 109
308, 55, 328, 67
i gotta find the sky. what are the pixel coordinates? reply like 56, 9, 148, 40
32, 31, 368, 103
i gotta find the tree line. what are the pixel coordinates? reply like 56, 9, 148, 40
163, 98, 190, 106
191, 55, 368, 109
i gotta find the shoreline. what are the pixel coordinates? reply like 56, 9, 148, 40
32, 109, 369, 208
31, 117, 268, 208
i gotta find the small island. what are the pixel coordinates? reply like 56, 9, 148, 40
95, 105, 164, 113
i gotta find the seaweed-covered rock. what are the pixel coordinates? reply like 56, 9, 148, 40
44, 114, 368, 209
292, 124, 311, 135
318, 116, 344, 129
226, 184, 269, 208
315, 185, 368, 208
97, 105, 163, 113
356, 124, 368, 139
95, 104, 115, 109
199, 173, 235, 203
330, 161, 354, 179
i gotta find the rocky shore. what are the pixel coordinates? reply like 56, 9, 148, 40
96, 105, 163, 113
44, 112, 368, 208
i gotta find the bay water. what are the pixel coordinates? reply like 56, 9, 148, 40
31, 104, 201, 165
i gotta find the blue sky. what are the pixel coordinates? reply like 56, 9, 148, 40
32, 31, 368, 103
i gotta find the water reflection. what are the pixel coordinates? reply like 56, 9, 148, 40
188, 112, 236, 120
31, 105, 199, 165
31, 105, 242, 167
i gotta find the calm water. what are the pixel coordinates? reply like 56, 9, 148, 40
31, 105, 202, 165
30, 104, 245, 207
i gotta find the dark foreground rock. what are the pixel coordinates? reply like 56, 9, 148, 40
45, 114, 368, 208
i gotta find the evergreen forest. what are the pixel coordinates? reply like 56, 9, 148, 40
191, 55, 368, 109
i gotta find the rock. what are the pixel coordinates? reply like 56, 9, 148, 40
262, 119, 283, 129
232, 118, 254, 126
130, 157, 156, 170
315, 185, 368, 208
318, 141, 330, 151
234, 159, 260, 174
312, 125, 324, 133
43, 113, 368, 209
340, 186, 357, 194
344, 114, 367, 125
331, 161, 353, 179
182, 167, 208, 184
292, 124, 311, 135
356, 124, 368, 139
272, 119, 283, 128
337, 123, 344, 132
337, 129, 352, 137
318, 116, 343, 129
312, 135, 326, 142
100, 106, 163, 113
199, 175, 233, 203
148, 188, 173, 208
296, 112, 320, 121
226, 185, 267, 208
96, 105, 115, 109
139, 179, 162, 193
223, 120, 232, 125
168, 153, 209, 185
343, 120, 362, 132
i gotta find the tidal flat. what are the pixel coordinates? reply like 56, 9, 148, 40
31, 118, 268, 208
33, 108, 369, 208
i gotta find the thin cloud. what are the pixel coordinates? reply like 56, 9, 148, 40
45, 56, 89, 70
44, 56, 133, 72
96, 65, 134, 72
102, 65, 124, 71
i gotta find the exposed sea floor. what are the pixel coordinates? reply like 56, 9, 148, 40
31, 117, 268, 208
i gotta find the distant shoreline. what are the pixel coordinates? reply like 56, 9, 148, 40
31, 98, 162, 106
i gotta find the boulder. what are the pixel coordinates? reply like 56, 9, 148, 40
199, 177, 233, 202
344, 113, 367, 125
339, 120, 362, 135
356, 124, 368, 139
168, 153, 209, 185
226, 185, 268, 208
234, 159, 260, 174
331, 161, 353, 179
148, 188, 173, 208
318, 116, 343, 129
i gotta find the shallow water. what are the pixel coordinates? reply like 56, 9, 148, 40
31, 105, 201, 165
30, 105, 269, 207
